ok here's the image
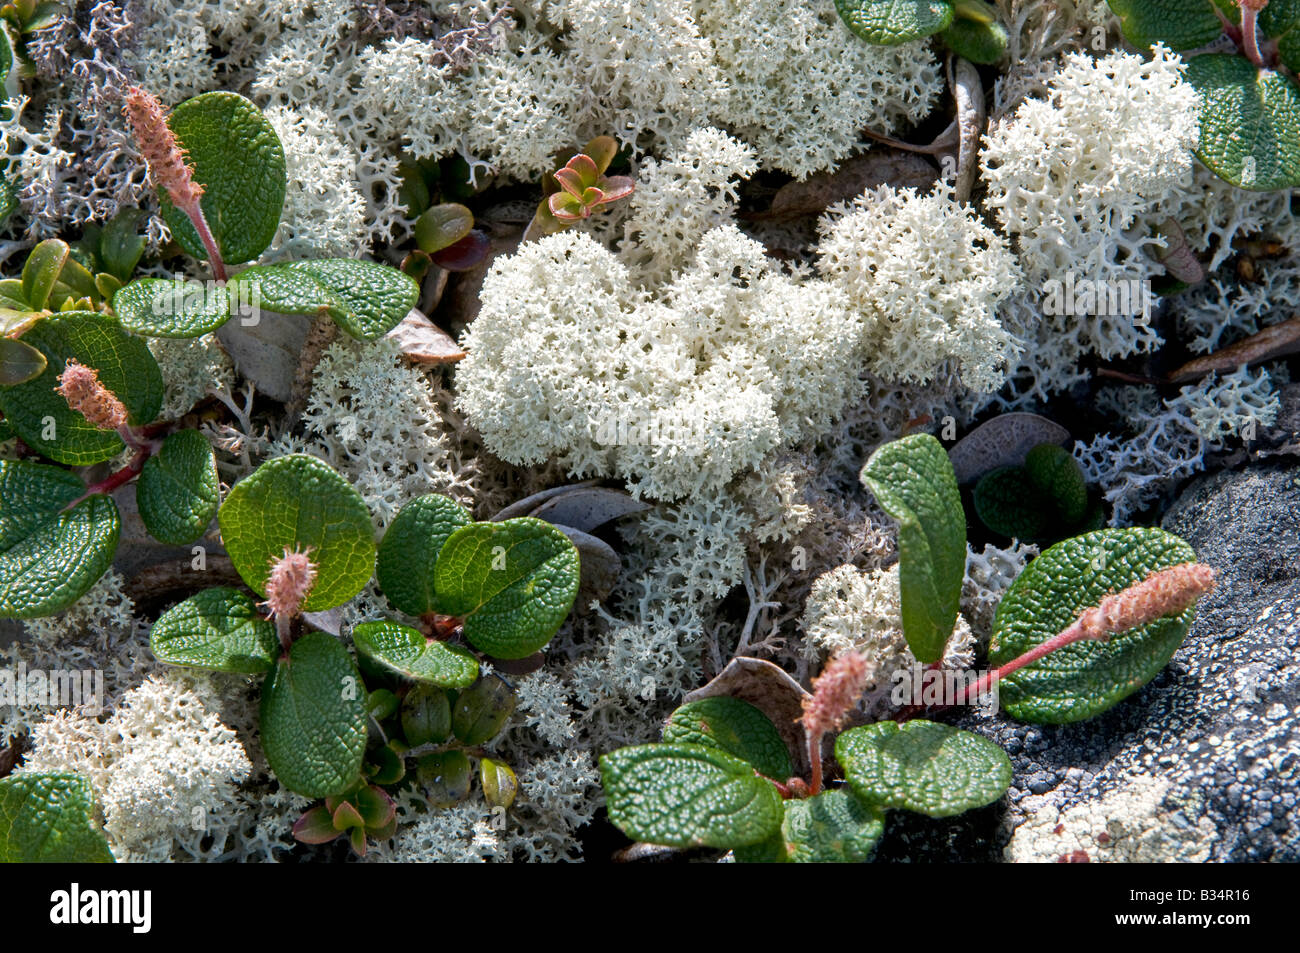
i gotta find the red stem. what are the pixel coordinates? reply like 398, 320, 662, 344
766, 775, 794, 799
63, 449, 148, 510
1241, 5, 1265, 67
896, 617, 1107, 721
178, 198, 227, 282
60, 423, 168, 511
806, 730, 824, 796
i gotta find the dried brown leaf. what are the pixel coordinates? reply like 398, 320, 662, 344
1169, 317, 1300, 383
385, 308, 466, 365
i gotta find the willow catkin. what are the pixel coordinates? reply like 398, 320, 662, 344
56, 360, 128, 431
264, 547, 318, 619
1077, 562, 1217, 641
801, 650, 871, 739
123, 86, 205, 213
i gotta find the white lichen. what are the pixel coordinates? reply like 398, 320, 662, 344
818, 184, 1022, 393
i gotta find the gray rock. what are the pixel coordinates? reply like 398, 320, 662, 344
216, 310, 315, 403
873, 464, 1300, 862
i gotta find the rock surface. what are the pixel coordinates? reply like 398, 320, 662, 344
873, 463, 1300, 862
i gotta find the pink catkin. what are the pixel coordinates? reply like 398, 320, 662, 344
123, 86, 205, 212
56, 360, 128, 431
264, 547, 318, 619
1076, 562, 1217, 642
801, 650, 871, 739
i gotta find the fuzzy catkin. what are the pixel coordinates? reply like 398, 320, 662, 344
56, 360, 128, 431
1078, 563, 1216, 641
123, 86, 205, 211
264, 547, 317, 619
801, 651, 871, 739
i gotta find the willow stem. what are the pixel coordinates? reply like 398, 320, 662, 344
806, 731, 824, 796
181, 200, 227, 282
63, 449, 149, 510
1239, 2, 1268, 67
276, 614, 294, 653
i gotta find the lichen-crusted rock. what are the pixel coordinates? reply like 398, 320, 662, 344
874, 464, 1299, 862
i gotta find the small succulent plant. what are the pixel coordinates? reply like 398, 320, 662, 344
526, 136, 635, 240
292, 780, 398, 857
547, 153, 635, 223
599, 435, 1215, 861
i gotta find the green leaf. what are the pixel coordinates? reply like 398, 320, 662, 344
940, 15, 1008, 63
375, 494, 472, 617
228, 259, 418, 341
259, 631, 367, 798
1105, 0, 1226, 51
224, 263, 328, 317
973, 466, 1050, 541
0, 460, 119, 619
414, 203, 474, 254
836, 720, 1012, 817
366, 687, 399, 721
860, 434, 966, 664
451, 673, 516, 745
162, 91, 287, 265
989, 527, 1199, 723
417, 750, 472, 808
1024, 443, 1087, 523
282, 260, 418, 340
834, 0, 955, 44
0, 281, 30, 315
1186, 53, 1300, 191
21, 239, 68, 312
662, 697, 793, 781
137, 429, 219, 545
351, 620, 479, 688
433, 517, 580, 659
0, 773, 114, 863
98, 209, 147, 283
0, 311, 163, 465
0, 337, 47, 385
112, 278, 231, 338
150, 587, 279, 674
26, 3, 64, 31
52, 254, 97, 305
0, 23, 11, 89
93, 275, 120, 303
480, 757, 518, 810
400, 683, 451, 746
599, 743, 784, 849
218, 454, 376, 613
366, 743, 405, 785
736, 788, 886, 863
